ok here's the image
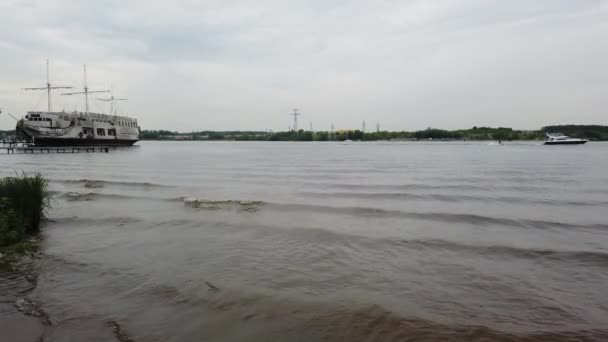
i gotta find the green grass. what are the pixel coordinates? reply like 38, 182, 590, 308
0, 174, 51, 247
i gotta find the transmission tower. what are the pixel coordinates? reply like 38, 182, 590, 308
362, 120, 366, 133
376, 121, 380, 133
289, 109, 301, 131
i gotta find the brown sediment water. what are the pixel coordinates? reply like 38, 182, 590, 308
1, 141, 607, 341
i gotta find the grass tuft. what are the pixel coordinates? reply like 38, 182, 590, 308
0, 173, 51, 247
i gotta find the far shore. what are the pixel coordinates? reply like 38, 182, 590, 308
138, 125, 608, 142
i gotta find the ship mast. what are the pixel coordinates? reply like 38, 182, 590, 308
62, 64, 109, 115
98, 92, 128, 115
23, 58, 73, 112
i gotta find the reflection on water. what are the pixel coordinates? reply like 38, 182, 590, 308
1, 141, 608, 341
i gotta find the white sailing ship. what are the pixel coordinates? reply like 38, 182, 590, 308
17, 60, 139, 146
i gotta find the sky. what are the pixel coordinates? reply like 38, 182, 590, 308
1, 0, 607, 131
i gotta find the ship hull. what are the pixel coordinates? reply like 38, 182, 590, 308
17, 111, 140, 147
544, 140, 587, 145
32, 138, 138, 146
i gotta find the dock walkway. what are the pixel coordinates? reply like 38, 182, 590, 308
1, 142, 110, 154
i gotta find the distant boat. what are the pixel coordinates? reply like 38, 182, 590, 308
544, 133, 587, 145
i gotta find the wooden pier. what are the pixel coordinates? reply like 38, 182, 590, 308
1, 144, 110, 154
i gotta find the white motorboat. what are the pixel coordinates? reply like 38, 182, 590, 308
544, 133, 587, 145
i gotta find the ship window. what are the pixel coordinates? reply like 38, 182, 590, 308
108, 129, 116, 136
97, 128, 106, 136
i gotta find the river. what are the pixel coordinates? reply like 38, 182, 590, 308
1, 141, 608, 341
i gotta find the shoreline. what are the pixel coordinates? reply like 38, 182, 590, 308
0, 241, 133, 342
0, 240, 46, 342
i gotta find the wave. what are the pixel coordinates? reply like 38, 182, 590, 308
61, 192, 138, 202
300, 181, 608, 195
300, 304, 608, 341
301, 181, 545, 193
53, 191, 608, 231
184, 198, 265, 212
269, 203, 608, 231
49, 216, 143, 226
57, 191, 267, 211
52, 178, 172, 189
58, 191, 186, 203
46, 212, 608, 266
297, 191, 608, 207
397, 239, 608, 266
148, 287, 608, 341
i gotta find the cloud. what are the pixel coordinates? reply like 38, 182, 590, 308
1, 0, 607, 131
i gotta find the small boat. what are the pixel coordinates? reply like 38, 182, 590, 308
544, 133, 587, 145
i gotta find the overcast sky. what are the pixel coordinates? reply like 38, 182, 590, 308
1, 0, 607, 131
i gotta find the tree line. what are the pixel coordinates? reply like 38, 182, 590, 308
140, 125, 608, 141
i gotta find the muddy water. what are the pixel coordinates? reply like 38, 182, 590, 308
1, 141, 608, 341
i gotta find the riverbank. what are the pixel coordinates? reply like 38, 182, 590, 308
0, 174, 51, 341
0, 237, 46, 342
0, 242, 134, 342
139, 125, 608, 142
